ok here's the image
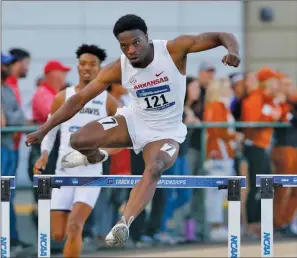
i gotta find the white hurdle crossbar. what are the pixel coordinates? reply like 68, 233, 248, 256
33, 175, 246, 258
1, 176, 16, 258
256, 174, 297, 257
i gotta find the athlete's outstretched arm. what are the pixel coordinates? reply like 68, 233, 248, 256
168, 32, 240, 67
26, 60, 121, 146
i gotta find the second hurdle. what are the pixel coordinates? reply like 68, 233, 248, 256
257, 174, 297, 258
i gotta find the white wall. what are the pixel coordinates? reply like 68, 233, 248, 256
245, 1, 297, 83
2, 1, 244, 186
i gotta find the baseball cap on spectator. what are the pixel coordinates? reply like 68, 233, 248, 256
1, 52, 15, 65
44, 60, 71, 75
199, 60, 216, 71
257, 67, 282, 82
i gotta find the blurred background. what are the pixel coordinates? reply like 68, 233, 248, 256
1, 0, 297, 257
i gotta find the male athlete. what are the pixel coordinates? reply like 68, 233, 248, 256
33, 44, 120, 256
26, 14, 240, 247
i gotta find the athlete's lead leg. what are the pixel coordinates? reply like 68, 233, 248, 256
61, 115, 132, 168
105, 139, 179, 246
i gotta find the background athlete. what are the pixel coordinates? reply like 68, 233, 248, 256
26, 14, 240, 247
33, 44, 120, 257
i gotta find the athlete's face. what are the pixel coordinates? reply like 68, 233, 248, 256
78, 54, 101, 84
117, 30, 150, 66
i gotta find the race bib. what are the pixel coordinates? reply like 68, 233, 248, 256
136, 85, 175, 111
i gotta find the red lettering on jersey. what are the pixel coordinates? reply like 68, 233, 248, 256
134, 76, 169, 90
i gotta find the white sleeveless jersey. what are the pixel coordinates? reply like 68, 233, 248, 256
56, 86, 108, 174
120, 40, 187, 131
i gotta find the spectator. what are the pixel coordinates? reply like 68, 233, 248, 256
32, 60, 70, 124
241, 67, 282, 238
189, 61, 216, 154
28, 60, 70, 226
203, 78, 243, 241
184, 77, 201, 125
6, 48, 30, 104
5, 48, 31, 209
229, 73, 245, 121
1, 52, 32, 252
187, 61, 216, 237
271, 73, 297, 237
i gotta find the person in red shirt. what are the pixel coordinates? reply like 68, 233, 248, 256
32, 60, 71, 124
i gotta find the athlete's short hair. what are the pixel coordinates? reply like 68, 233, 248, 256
75, 44, 107, 62
113, 14, 148, 37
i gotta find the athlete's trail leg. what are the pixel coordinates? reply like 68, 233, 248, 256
69, 115, 132, 164
63, 202, 92, 258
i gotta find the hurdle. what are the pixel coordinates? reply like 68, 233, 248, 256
33, 175, 246, 257
257, 174, 297, 258
1, 176, 16, 258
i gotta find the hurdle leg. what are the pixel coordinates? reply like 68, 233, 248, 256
227, 179, 241, 258
260, 178, 274, 257
37, 177, 52, 258
1, 178, 11, 257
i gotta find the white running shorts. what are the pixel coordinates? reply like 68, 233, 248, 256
116, 106, 186, 154
51, 163, 102, 211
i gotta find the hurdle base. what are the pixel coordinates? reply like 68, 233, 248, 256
1, 178, 11, 258
37, 177, 52, 258
227, 179, 241, 258
1, 178, 11, 202
260, 177, 282, 257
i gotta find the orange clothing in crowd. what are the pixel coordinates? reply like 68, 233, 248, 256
241, 89, 285, 149
204, 101, 236, 159
271, 96, 297, 228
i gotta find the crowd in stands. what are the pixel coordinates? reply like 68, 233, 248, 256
1, 48, 297, 256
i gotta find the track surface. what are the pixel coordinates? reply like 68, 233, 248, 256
67, 242, 296, 257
